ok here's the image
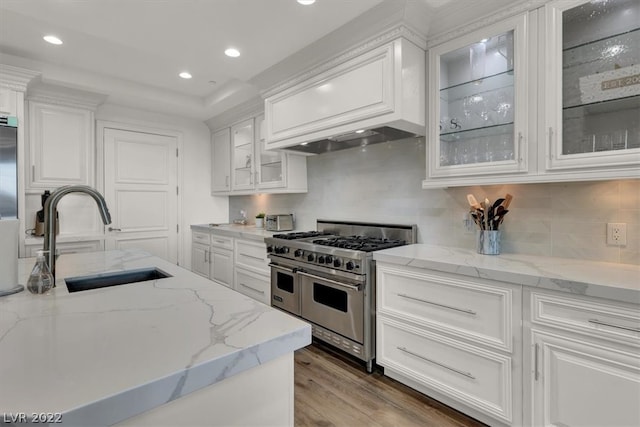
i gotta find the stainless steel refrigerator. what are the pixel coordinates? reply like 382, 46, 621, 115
0, 115, 18, 219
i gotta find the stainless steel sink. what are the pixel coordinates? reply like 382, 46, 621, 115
64, 267, 172, 293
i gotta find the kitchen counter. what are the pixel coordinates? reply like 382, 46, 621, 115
0, 249, 310, 426
373, 244, 640, 304
191, 223, 293, 242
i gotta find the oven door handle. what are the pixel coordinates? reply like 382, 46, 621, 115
297, 271, 362, 292
268, 263, 299, 273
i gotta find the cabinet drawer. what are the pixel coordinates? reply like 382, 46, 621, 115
377, 264, 516, 352
235, 268, 270, 305
192, 231, 211, 245
531, 291, 640, 347
210, 234, 233, 250
235, 239, 269, 275
378, 317, 513, 423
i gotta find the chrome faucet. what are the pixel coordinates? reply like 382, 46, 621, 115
43, 185, 112, 281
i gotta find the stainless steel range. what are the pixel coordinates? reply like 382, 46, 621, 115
266, 220, 416, 372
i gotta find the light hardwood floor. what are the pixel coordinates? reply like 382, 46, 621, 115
294, 342, 486, 427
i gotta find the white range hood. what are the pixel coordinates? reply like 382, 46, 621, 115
263, 32, 425, 154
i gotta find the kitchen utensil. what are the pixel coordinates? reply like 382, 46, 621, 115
466, 194, 481, 209
503, 193, 513, 209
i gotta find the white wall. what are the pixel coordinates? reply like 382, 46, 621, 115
94, 104, 228, 268
229, 138, 639, 265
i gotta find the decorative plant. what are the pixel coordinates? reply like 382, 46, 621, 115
256, 212, 265, 219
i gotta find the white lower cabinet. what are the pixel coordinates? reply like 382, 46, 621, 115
191, 229, 270, 304
376, 263, 522, 426
525, 289, 640, 427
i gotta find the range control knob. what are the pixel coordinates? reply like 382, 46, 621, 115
333, 258, 342, 268
318, 256, 326, 264
346, 261, 355, 271
294, 249, 303, 258
266, 245, 274, 253
307, 253, 315, 262
325, 255, 333, 264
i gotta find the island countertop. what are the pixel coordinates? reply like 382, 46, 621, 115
0, 249, 311, 426
373, 244, 640, 304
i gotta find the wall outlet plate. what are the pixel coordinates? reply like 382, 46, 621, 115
607, 223, 627, 246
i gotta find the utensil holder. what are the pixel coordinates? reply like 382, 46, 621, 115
477, 230, 501, 255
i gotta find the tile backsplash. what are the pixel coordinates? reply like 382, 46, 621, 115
229, 138, 639, 265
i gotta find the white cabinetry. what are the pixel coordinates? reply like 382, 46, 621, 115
210, 235, 234, 288
27, 101, 94, 189
542, 0, 640, 173
264, 37, 425, 150
234, 238, 270, 305
376, 263, 522, 426
0, 87, 18, 116
525, 289, 640, 427
423, 2, 640, 188
191, 231, 211, 278
24, 239, 103, 257
211, 114, 307, 196
211, 128, 231, 193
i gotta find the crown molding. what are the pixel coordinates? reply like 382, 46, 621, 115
426, 0, 548, 48
0, 64, 40, 92
26, 82, 107, 111
205, 96, 263, 131
261, 23, 426, 99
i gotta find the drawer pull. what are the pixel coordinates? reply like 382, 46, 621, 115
588, 318, 640, 333
397, 293, 477, 316
213, 239, 228, 245
240, 282, 265, 294
397, 346, 475, 380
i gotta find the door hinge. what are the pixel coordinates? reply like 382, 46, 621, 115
176, 186, 179, 195
177, 224, 179, 233
176, 148, 179, 157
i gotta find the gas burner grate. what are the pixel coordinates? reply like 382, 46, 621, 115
272, 231, 332, 240
312, 236, 407, 252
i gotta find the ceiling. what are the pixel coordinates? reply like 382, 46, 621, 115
0, 0, 519, 121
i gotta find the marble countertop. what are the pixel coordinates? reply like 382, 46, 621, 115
0, 249, 310, 426
373, 244, 640, 304
191, 223, 295, 242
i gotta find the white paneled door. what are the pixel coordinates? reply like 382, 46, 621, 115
103, 128, 178, 263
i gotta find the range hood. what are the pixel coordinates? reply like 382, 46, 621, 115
281, 127, 419, 155
263, 36, 426, 155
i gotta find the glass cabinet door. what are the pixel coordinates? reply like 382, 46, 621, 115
231, 119, 254, 191
428, 14, 528, 177
255, 114, 286, 189
545, 0, 640, 170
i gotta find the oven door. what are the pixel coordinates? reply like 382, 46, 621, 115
299, 270, 364, 344
270, 263, 300, 315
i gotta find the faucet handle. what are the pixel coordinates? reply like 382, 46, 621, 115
108, 227, 122, 232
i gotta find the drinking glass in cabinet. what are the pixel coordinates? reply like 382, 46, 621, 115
561, 0, 640, 156
439, 30, 516, 166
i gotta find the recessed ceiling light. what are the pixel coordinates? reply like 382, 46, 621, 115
355, 129, 365, 134
479, 38, 489, 43
225, 48, 240, 58
298, 0, 316, 4
179, 72, 192, 79
43, 35, 63, 45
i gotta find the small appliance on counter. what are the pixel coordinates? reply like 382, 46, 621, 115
265, 214, 294, 231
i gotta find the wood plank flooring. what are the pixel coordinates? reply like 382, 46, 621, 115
294, 342, 486, 427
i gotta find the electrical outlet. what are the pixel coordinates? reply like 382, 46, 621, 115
607, 223, 627, 246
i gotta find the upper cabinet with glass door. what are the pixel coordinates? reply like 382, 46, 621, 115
427, 14, 529, 180
544, 0, 640, 171
255, 114, 287, 189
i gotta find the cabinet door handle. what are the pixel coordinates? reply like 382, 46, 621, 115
397, 346, 475, 380
240, 282, 265, 294
548, 127, 554, 160
31, 165, 35, 182
397, 293, 476, 315
534, 343, 540, 381
255, 171, 259, 184
518, 132, 524, 164
588, 318, 640, 333
204, 249, 209, 263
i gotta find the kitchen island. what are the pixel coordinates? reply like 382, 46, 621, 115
0, 249, 311, 426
